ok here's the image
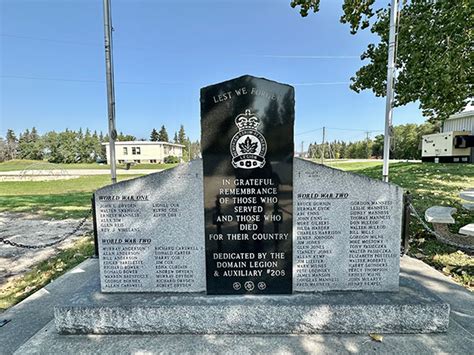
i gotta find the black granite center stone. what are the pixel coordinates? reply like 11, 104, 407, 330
201, 75, 294, 295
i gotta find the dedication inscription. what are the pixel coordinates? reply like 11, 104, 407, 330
201, 75, 294, 294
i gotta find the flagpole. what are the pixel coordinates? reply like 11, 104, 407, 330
382, 0, 398, 182
103, 0, 117, 183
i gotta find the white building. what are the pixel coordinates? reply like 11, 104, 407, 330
443, 109, 474, 134
103, 141, 185, 164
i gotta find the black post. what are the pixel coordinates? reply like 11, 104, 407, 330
91, 193, 99, 258
401, 191, 411, 255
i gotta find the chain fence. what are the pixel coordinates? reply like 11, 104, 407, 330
0, 209, 92, 249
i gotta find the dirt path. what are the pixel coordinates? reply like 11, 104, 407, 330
0, 212, 93, 286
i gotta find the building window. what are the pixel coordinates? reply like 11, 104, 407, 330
123, 147, 128, 155
118, 160, 124, 163
136, 147, 141, 155
150, 159, 157, 163
134, 160, 141, 163
131, 147, 141, 155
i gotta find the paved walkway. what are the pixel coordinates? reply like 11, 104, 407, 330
1, 256, 472, 354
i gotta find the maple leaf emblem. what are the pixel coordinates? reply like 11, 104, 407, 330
239, 136, 258, 153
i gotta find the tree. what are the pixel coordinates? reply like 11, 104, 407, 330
173, 131, 178, 143
116, 132, 136, 141
158, 125, 169, 142
371, 135, 384, 158
0, 138, 7, 162
18, 128, 43, 160
150, 128, 159, 142
292, 1, 472, 121
5, 129, 18, 160
177, 125, 186, 144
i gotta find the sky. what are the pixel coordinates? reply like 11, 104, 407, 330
1, 0, 427, 150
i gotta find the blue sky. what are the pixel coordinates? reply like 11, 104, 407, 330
1, 0, 426, 149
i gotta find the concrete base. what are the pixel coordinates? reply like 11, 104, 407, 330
54, 276, 449, 335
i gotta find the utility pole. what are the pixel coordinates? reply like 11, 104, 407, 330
382, 0, 399, 182
301, 141, 304, 158
103, 0, 117, 183
321, 126, 326, 164
366, 131, 370, 159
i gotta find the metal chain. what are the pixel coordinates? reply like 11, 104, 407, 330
407, 203, 446, 240
0, 209, 92, 249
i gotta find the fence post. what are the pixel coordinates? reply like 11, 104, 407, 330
91, 193, 99, 258
401, 191, 411, 255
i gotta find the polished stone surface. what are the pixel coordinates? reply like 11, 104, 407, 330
201, 75, 294, 295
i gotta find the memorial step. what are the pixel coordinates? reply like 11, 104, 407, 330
54, 276, 449, 335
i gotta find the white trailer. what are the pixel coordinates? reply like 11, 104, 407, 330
421, 131, 473, 163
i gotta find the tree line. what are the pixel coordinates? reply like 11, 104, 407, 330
306, 122, 438, 160
0, 121, 437, 163
0, 124, 200, 163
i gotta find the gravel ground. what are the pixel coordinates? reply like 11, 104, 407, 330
0, 212, 93, 286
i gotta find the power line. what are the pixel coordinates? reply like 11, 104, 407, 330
0, 75, 183, 85
0, 33, 102, 47
325, 127, 383, 133
296, 127, 382, 136
295, 127, 323, 136
291, 82, 350, 86
250, 55, 359, 59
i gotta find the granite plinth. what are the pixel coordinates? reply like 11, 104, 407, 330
54, 275, 449, 335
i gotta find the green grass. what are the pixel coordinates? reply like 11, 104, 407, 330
0, 175, 143, 219
323, 160, 385, 170
0, 159, 177, 172
0, 236, 95, 311
325, 160, 474, 289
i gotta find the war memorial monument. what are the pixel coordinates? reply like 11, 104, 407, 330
54, 75, 449, 334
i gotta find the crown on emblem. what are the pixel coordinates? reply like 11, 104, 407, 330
235, 109, 260, 130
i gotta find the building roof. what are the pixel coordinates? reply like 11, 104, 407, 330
446, 110, 474, 121
102, 141, 185, 147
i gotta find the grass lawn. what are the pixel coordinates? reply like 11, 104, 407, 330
0, 159, 177, 172
323, 160, 474, 289
0, 174, 143, 219
0, 236, 94, 311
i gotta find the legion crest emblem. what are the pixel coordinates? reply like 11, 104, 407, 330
230, 109, 267, 169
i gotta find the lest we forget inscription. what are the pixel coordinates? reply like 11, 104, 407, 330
93, 75, 403, 294
201, 75, 294, 294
